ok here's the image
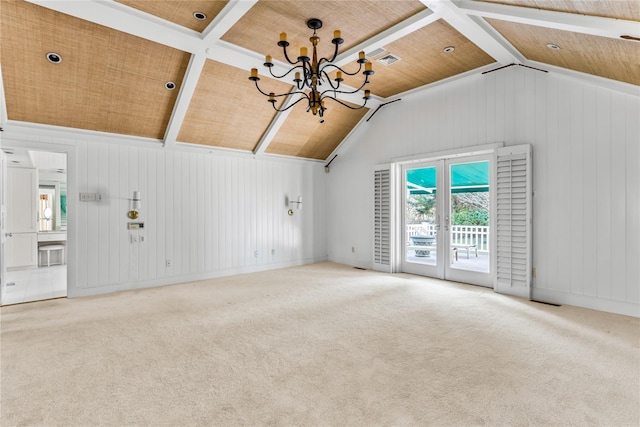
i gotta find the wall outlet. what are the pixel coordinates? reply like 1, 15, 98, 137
166, 259, 172, 267
254, 250, 259, 258
352, 246, 356, 253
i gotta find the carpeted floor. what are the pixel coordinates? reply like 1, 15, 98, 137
1, 262, 638, 426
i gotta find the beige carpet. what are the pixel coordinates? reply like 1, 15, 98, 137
1, 262, 638, 426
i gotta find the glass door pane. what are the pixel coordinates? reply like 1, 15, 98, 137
444, 158, 493, 287
402, 162, 443, 278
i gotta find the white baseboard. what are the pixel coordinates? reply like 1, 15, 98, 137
531, 288, 639, 318
68, 256, 328, 298
328, 255, 373, 271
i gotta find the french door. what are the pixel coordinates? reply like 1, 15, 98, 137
401, 155, 493, 287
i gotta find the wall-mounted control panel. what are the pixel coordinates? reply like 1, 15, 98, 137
127, 222, 144, 230
79, 192, 102, 202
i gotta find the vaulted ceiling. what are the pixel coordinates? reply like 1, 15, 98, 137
1, 0, 638, 161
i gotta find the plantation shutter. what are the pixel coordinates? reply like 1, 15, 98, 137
495, 145, 532, 298
373, 165, 394, 272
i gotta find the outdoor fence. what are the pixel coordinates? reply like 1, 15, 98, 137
406, 223, 490, 253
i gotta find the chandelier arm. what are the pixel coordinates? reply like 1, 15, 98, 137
320, 62, 363, 77
271, 95, 310, 112
320, 95, 369, 110
319, 76, 370, 98
317, 42, 340, 69
254, 80, 303, 99
302, 62, 317, 90
281, 45, 301, 65
319, 69, 340, 91
267, 65, 305, 80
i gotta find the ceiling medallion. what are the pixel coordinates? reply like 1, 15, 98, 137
249, 18, 373, 122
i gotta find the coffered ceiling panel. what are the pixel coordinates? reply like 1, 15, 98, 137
475, 0, 640, 21
486, 19, 640, 86
340, 19, 495, 98
221, 0, 427, 63
0, 0, 190, 139
178, 60, 293, 151
266, 99, 368, 160
115, 0, 230, 32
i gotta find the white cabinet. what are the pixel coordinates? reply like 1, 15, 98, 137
7, 168, 37, 268
6, 233, 37, 268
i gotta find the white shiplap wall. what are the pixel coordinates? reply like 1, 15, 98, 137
4, 130, 327, 297
73, 141, 327, 295
327, 66, 639, 317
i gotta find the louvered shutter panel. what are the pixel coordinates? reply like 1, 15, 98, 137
373, 165, 394, 272
495, 145, 532, 298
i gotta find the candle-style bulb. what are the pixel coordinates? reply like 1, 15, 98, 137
334, 30, 341, 39
250, 68, 258, 78
300, 47, 308, 57
280, 32, 287, 41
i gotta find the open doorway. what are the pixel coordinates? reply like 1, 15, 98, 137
2, 148, 67, 305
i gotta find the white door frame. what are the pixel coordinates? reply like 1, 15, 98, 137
0, 138, 76, 303
0, 149, 6, 303
396, 145, 500, 288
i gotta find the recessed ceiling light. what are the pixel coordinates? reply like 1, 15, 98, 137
443, 46, 455, 53
46, 52, 62, 64
546, 43, 561, 50
193, 11, 206, 21
165, 82, 176, 90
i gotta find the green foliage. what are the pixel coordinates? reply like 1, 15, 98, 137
451, 206, 489, 226
409, 195, 435, 216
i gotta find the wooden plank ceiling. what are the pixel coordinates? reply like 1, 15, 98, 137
115, 1, 230, 33
0, 0, 190, 139
1, 0, 638, 161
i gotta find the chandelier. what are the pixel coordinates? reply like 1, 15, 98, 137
249, 18, 374, 122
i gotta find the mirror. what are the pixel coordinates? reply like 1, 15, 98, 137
38, 186, 56, 231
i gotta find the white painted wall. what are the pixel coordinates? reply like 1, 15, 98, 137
327, 66, 640, 317
3, 129, 327, 297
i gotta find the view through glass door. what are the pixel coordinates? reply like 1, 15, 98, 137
402, 156, 492, 287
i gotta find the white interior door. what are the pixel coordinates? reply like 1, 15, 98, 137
0, 150, 6, 303
401, 155, 493, 287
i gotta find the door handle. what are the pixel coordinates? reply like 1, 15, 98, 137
4, 233, 12, 237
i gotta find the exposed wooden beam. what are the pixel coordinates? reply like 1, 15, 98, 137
0, 64, 7, 128
457, 0, 640, 41
202, 0, 259, 43
420, 0, 521, 64
253, 93, 301, 156
26, 0, 201, 54
163, 54, 208, 147
332, 8, 439, 70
